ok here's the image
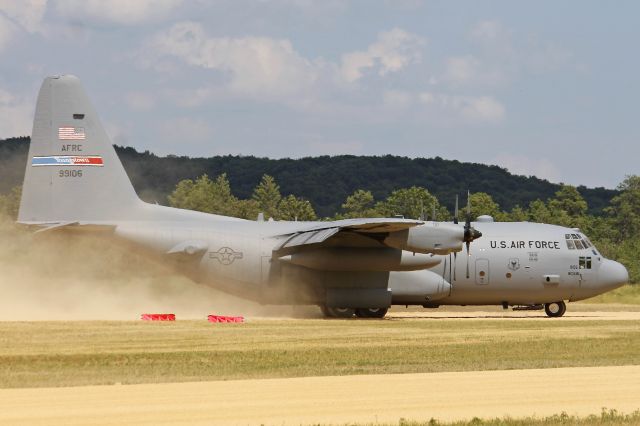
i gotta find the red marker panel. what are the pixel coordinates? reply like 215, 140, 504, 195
208, 315, 244, 323
141, 314, 176, 321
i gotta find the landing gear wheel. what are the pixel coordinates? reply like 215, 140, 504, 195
544, 301, 566, 317
322, 306, 355, 318
355, 308, 389, 319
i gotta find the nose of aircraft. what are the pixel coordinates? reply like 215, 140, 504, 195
599, 259, 629, 291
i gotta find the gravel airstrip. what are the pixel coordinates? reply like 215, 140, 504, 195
0, 306, 638, 425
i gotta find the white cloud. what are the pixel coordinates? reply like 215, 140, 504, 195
443, 55, 480, 86
305, 135, 364, 156
458, 96, 505, 123
442, 20, 575, 88
470, 20, 508, 44
378, 89, 506, 125
159, 117, 214, 151
124, 91, 155, 111
340, 28, 425, 82
0, 88, 33, 138
383, 90, 412, 109
0, 0, 47, 32
0, 0, 46, 51
419, 92, 505, 124
149, 21, 318, 99
144, 24, 427, 105
493, 154, 562, 183
0, 13, 17, 51
54, 0, 182, 25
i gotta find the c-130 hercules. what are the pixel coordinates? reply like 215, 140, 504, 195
18, 76, 628, 318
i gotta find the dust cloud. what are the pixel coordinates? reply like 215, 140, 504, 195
0, 216, 314, 321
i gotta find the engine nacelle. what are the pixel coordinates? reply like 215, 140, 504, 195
389, 269, 451, 304
384, 222, 464, 255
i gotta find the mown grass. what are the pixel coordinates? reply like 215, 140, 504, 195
1, 318, 639, 388
582, 284, 640, 304
348, 408, 640, 425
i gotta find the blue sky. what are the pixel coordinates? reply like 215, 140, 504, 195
0, 0, 638, 189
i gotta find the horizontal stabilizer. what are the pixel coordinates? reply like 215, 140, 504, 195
32, 222, 115, 234
167, 240, 209, 256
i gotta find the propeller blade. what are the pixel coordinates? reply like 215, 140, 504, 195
432, 204, 436, 222
466, 241, 470, 279
442, 255, 448, 280
453, 252, 457, 281
449, 253, 452, 281
453, 195, 459, 224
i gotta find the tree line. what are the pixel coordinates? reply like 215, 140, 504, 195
0, 137, 618, 217
1, 172, 638, 283
0, 136, 637, 282
158, 172, 640, 283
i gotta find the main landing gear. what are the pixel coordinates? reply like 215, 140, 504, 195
320, 306, 388, 319
544, 301, 566, 318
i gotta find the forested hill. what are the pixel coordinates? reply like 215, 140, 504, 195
0, 137, 617, 217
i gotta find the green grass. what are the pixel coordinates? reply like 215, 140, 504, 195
582, 284, 640, 304
350, 409, 640, 425
1, 318, 639, 388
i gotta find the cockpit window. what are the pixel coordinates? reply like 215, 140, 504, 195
565, 233, 592, 250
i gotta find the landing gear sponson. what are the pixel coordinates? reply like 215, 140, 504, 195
321, 306, 389, 319
322, 301, 568, 319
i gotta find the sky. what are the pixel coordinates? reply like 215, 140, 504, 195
0, 0, 638, 189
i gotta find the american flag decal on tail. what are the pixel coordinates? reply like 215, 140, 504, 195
58, 127, 85, 140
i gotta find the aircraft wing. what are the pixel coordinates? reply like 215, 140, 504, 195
273, 218, 422, 254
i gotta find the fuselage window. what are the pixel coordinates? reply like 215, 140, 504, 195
579, 256, 593, 269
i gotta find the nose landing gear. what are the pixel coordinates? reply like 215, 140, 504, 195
320, 306, 355, 318
320, 306, 389, 318
544, 301, 566, 317
355, 308, 388, 318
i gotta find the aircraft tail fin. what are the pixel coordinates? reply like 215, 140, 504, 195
18, 75, 142, 224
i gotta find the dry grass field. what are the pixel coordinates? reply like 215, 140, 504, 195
1, 316, 639, 389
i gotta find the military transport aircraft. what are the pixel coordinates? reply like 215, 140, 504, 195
18, 75, 628, 318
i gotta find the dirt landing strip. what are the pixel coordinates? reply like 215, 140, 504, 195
387, 310, 640, 320
0, 365, 638, 426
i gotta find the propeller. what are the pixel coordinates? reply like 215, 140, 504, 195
463, 190, 483, 279
453, 195, 459, 224
442, 254, 448, 280
451, 194, 460, 281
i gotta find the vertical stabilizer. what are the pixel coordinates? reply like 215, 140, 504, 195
18, 75, 142, 223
